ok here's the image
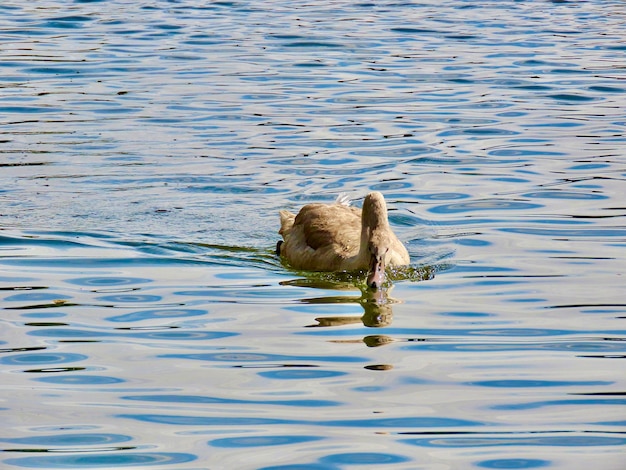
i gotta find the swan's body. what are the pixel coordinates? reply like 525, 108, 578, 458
277, 192, 410, 288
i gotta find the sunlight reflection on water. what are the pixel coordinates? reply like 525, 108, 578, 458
1, 0, 626, 468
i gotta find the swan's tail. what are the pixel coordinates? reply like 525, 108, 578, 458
278, 210, 295, 236
335, 193, 352, 207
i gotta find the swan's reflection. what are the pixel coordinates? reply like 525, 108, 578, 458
306, 288, 397, 328
280, 277, 400, 329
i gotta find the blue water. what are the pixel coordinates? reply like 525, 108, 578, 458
1, 0, 625, 469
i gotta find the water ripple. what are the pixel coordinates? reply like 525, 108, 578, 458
3, 453, 196, 469
2, 0, 625, 468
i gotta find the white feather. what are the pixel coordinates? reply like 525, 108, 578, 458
335, 193, 352, 207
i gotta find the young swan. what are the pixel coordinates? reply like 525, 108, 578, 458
277, 192, 410, 288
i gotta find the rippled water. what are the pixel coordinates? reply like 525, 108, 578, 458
1, 0, 625, 469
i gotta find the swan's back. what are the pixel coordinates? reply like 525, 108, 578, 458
279, 203, 362, 271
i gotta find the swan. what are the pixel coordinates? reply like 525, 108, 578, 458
277, 192, 410, 288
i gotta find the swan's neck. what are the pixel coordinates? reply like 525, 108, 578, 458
357, 205, 389, 261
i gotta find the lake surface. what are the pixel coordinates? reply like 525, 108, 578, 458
1, 0, 625, 469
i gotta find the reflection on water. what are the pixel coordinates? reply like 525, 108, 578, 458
2, 0, 626, 468
297, 285, 399, 328
2, 232, 624, 469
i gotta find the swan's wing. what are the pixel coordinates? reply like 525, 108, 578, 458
294, 204, 361, 253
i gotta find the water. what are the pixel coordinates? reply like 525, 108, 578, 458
1, 0, 625, 468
